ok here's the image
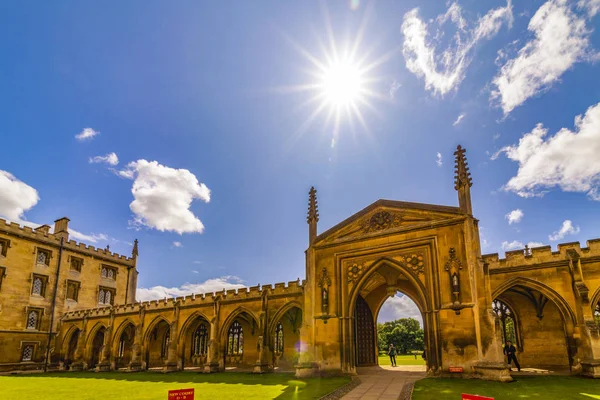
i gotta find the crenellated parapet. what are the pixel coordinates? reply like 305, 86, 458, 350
482, 238, 600, 272
0, 218, 135, 265
61, 279, 305, 320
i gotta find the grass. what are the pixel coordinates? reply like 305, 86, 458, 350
0, 371, 350, 400
378, 354, 426, 366
412, 375, 600, 400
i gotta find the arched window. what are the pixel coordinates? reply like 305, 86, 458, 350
594, 301, 600, 325
26, 310, 39, 330
274, 322, 284, 355
161, 329, 170, 358
32, 277, 43, 296
118, 330, 129, 358
192, 323, 208, 356
493, 299, 518, 346
228, 320, 243, 355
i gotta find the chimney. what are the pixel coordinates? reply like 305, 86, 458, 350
54, 217, 70, 241
35, 225, 51, 235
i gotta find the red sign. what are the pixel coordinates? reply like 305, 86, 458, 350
462, 394, 494, 400
168, 389, 194, 400
449, 366, 464, 373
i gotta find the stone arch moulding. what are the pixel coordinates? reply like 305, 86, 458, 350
268, 301, 303, 338
60, 324, 82, 354
492, 276, 577, 329
218, 306, 260, 341
84, 322, 107, 348
111, 318, 136, 353
589, 286, 600, 316
346, 256, 430, 317
177, 310, 212, 343
142, 315, 172, 344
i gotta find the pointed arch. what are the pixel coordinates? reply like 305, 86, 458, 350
219, 306, 260, 340
111, 318, 136, 354
492, 276, 576, 327
589, 286, 600, 318
347, 256, 429, 318
85, 322, 107, 347
268, 301, 303, 338
60, 324, 82, 353
142, 315, 171, 344
177, 310, 211, 342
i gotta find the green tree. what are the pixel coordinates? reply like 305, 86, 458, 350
377, 318, 424, 354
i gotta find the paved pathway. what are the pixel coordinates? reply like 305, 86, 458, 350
342, 365, 427, 400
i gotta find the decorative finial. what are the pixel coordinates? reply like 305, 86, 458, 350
307, 186, 319, 224
454, 145, 473, 190
132, 239, 139, 257
106, 244, 110, 252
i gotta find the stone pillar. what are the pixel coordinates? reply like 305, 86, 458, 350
129, 324, 143, 371
70, 315, 89, 371
164, 302, 180, 372
96, 326, 112, 372
204, 318, 220, 373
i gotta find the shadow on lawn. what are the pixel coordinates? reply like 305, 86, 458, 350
11, 371, 349, 400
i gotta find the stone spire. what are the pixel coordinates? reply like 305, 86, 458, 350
307, 187, 319, 245
132, 239, 139, 258
454, 145, 473, 215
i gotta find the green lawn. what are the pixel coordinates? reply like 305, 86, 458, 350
413, 376, 600, 400
0, 372, 350, 400
378, 354, 426, 366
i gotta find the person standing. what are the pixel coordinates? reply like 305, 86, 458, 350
388, 344, 397, 367
503, 340, 521, 372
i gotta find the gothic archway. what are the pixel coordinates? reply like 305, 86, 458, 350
179, 313, 210, 369
89, 327, 105, 370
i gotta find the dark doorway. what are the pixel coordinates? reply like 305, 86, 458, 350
90, 327, 105, 369
354, 295, 376, 366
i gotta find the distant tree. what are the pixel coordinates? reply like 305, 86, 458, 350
378, 318, 424, 354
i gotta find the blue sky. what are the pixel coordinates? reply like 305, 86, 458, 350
1, 0, 600, 322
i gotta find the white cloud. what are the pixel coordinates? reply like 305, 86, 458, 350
453, 113, 466, 126
549, 220, 580, 241
402, 1, 513, 95
493, 132, 501, 141
75, 127, 100, 141
89, 152, 119, 166
193, 261, 202, 264
501, 240, 524, 251
493, 102, 600, 200
119, 160, 211, 234
173, 241, 183, 248
68, 229, 109, 243
377, 293, 423, 326
527, 241, 545, 248
0, 170, 40, 221
579, 0, 600, 16
136, 276, 245, 301
491, 0, 596, 114
505, 209, 524, 224
192, 270, 200, 274
389, 80, 402, 99
436, 152, 443, 167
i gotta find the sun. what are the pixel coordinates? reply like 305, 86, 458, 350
320, 60, 365, 108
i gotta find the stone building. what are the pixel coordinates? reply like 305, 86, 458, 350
1, 145, 600, 380
0, 217, 138, 371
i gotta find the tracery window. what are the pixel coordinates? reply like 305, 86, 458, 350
493, 299, 518, 346
21, 345, 34, 362
161, 330, 170, 358
31, 274, 47, 297
594, 302, 600, 325
98, 287, 115, 305
118, 334, 127, 358
274, 322, 284, 355
227, 320, 243, 355
36, 249, 50, 266
101, 266, 117, 280
26, 309, 40, 330
192, 323, 208, 356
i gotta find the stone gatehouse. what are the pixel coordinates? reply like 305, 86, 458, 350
2, 146, 600, 380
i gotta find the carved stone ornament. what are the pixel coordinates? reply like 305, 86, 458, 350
347, 262, 366, 283
362, 211, 402, 233
318, 268, 331, 314
444, 247, 463, 308
405, 253, 425, 274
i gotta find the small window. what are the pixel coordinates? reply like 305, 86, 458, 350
66, 281, 80, 301
101, 265, 117, 280
0, 266, 6, 291
31, 274, 48, 297
70, 257, 83, 272
36, 249, 50, 266
275, 322, 284, 355
98, 287, 115, 305
26, 309, 41, 330
21, 345, 34, 362
0, 238, 9, 257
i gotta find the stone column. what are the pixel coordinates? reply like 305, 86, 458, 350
129, 324, 143, 371
164, 302, 180, 372
253, 293, 273, 373
204, 298, 221, 373
70, 314, 89, 371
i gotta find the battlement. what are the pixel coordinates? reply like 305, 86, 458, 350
61, 279, 305, 319
0, 218, 134, 265
482, 238, 600, 268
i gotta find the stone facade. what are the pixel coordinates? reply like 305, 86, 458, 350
1, 145, 600, 380
0, 217, 138, 371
